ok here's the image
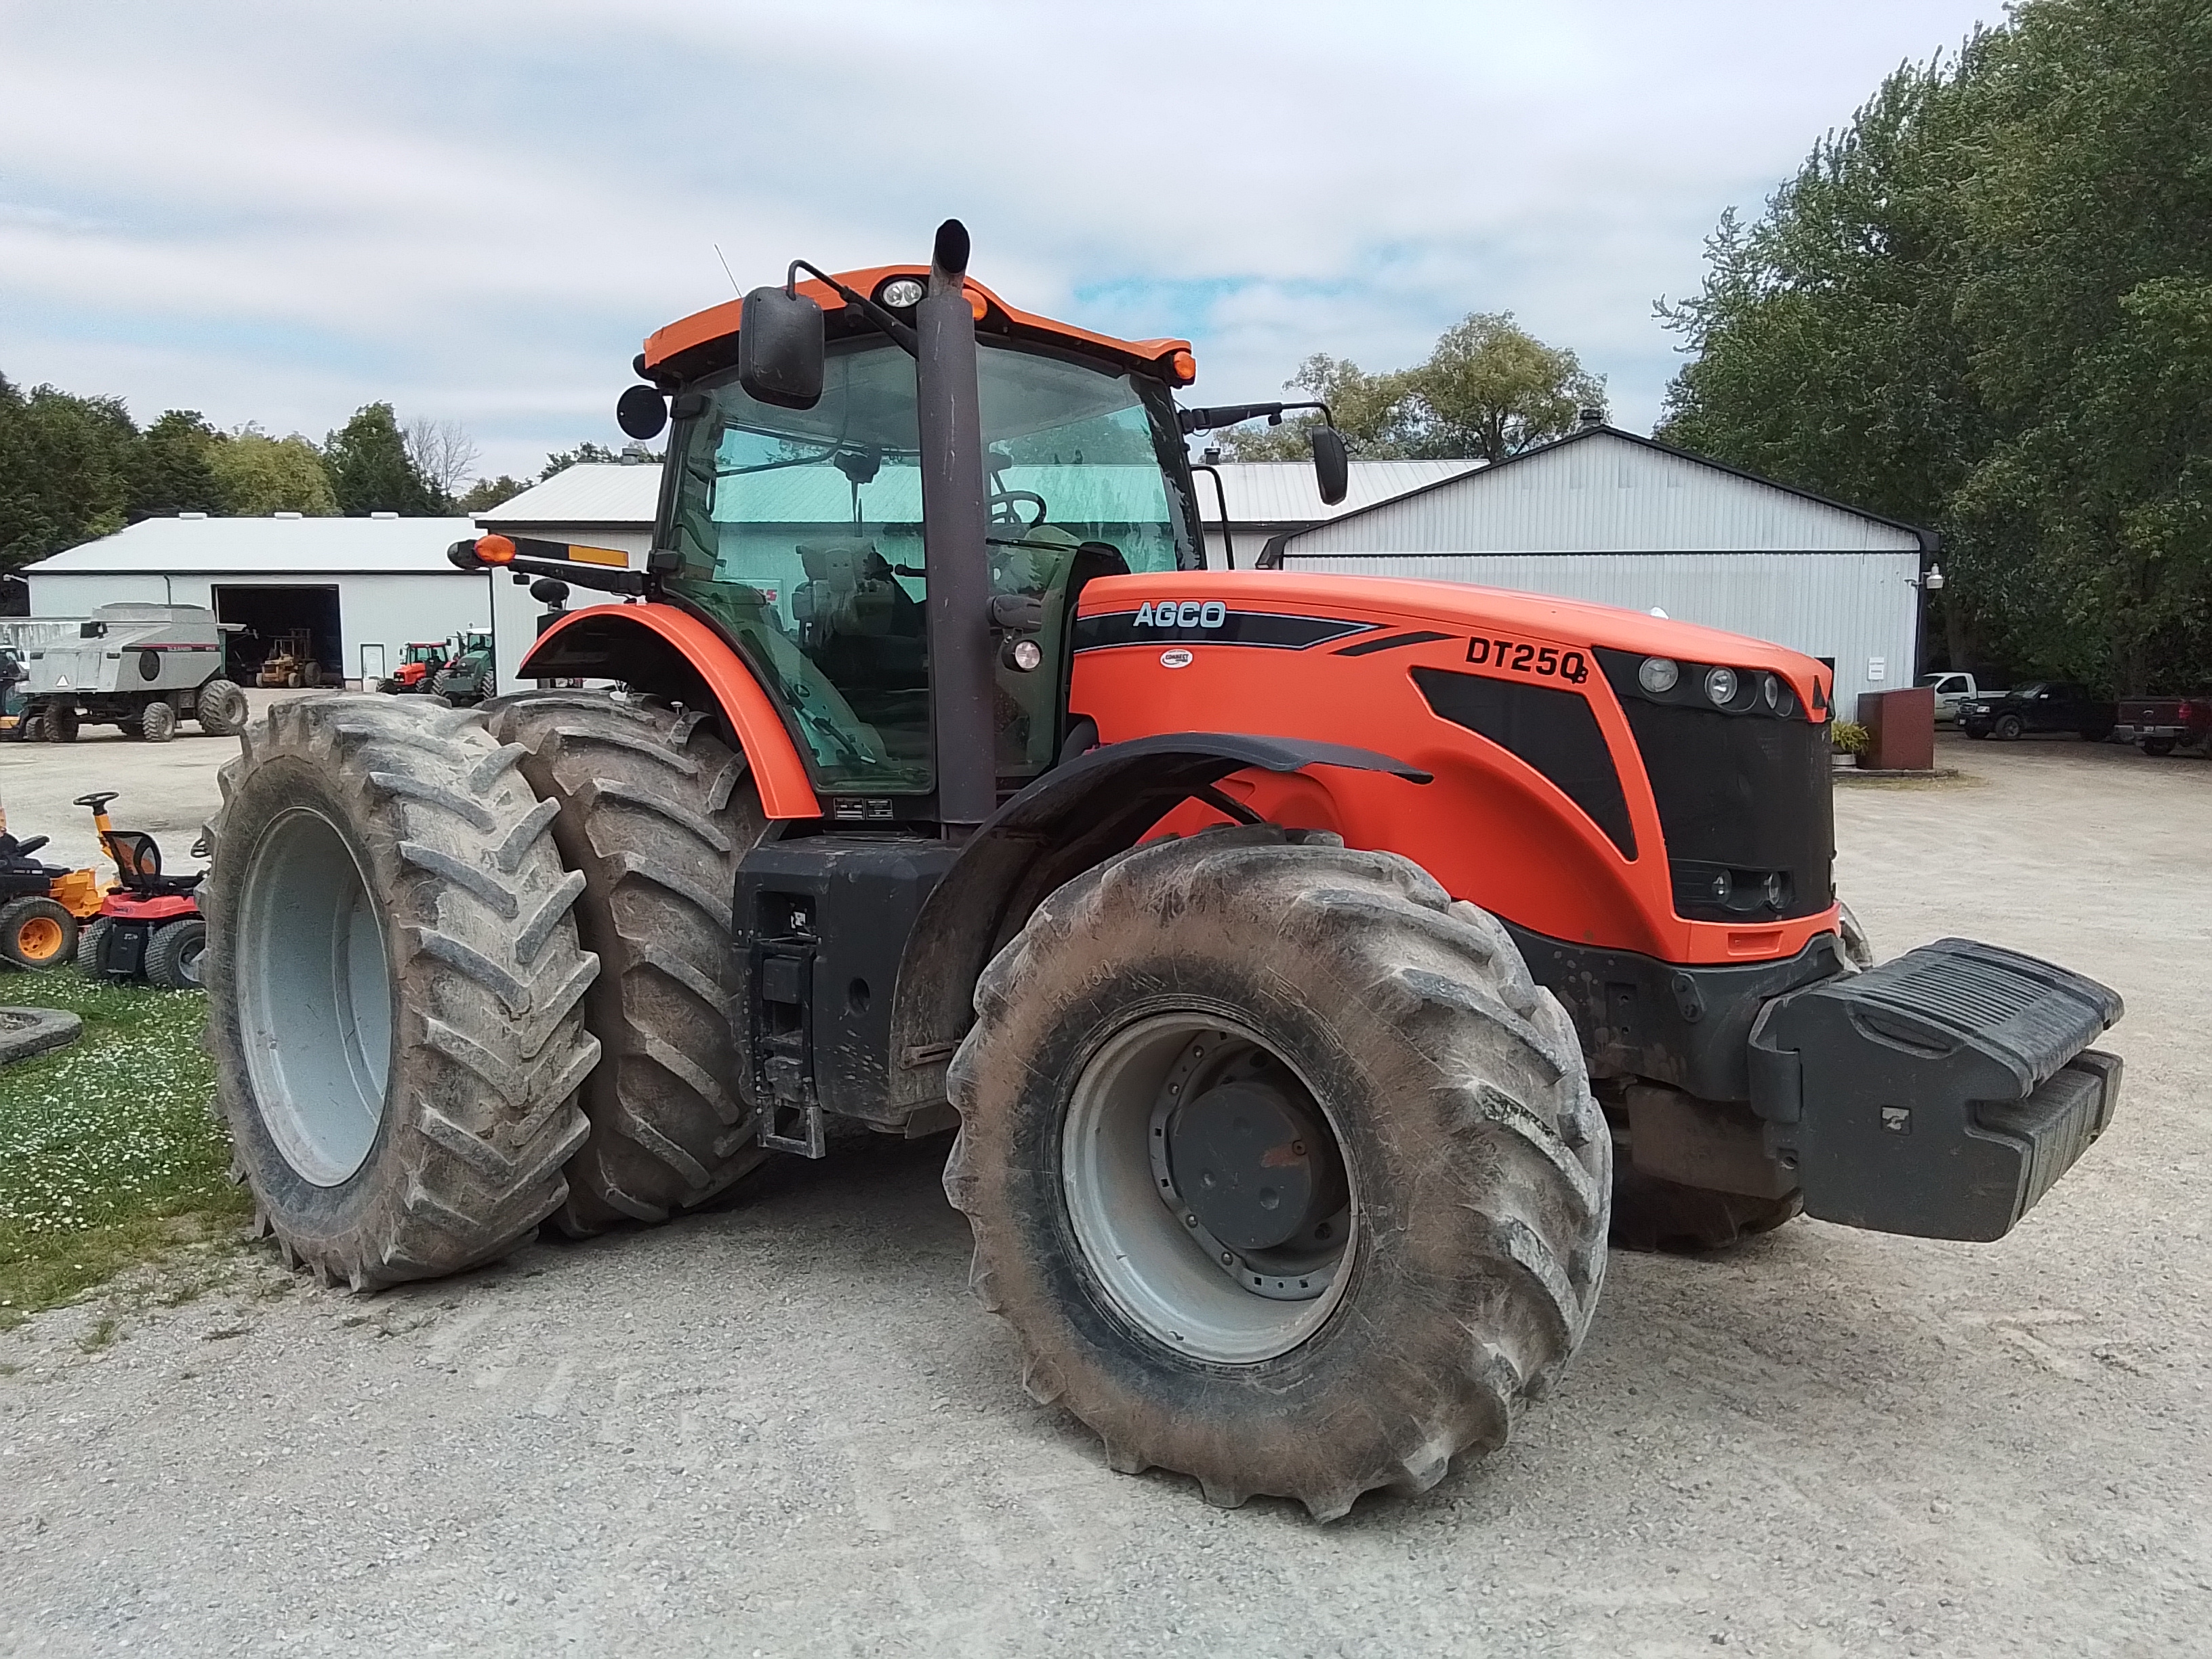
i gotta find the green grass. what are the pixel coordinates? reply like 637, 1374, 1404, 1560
0, 972, 246, 1329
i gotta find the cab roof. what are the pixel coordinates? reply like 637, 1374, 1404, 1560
642, 265, 1194, 389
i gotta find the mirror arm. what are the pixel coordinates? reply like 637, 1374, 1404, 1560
1176, 398, 1336, 435
788, 260, 919, 359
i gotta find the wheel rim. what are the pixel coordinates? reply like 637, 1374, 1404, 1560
173, 928, 206, 987
1061, 1012, 1355, 1365
16, 916, 63, 961
237, 808, 392, 1185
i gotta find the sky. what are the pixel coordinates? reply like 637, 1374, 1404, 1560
0, 0, 2007, 483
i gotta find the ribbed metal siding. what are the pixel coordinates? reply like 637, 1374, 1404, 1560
1288, 434, 1923, 555
1281, 550, 1923, 715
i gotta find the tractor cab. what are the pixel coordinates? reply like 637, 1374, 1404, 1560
659, 323, 1201, 798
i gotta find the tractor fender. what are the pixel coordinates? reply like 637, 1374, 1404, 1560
518, 603, 820, 819
883, 732, 1431, 1112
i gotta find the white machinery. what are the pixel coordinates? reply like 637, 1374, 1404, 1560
16, 604, 251, 743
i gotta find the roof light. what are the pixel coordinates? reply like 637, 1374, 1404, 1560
1704, 666, 1738, 706
1169, 349, 1197, 384
475, 534, 516, 565
1639, 656, 1679, 695
878, 277, 925, 308
967, 288, 988, 321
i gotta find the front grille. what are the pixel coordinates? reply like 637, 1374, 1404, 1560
1614, 699, 1833, 922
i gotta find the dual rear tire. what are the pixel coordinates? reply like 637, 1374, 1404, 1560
207, 691, 766, 1285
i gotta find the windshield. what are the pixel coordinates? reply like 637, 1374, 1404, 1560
665, 337, 1194, 796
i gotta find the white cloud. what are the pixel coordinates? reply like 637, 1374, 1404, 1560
0, 0, 2002, 475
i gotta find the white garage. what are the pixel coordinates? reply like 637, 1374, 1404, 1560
20, 513, 556, 691
1262, 421, 1938, 714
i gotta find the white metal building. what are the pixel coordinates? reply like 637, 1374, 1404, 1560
1265, 424, 1935, 714
21, 514, 552, 691
474, 458, 1483, 572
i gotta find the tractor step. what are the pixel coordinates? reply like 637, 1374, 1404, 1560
1748, 938, 2123, 1241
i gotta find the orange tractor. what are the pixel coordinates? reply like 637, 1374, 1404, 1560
203, 223, 2122, 1519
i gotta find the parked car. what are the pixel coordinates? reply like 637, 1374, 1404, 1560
1919, 671, 1999, 724
1959, 681, 2116, 741
2114, 695, 2211, 756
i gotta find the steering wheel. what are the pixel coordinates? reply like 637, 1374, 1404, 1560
989, 490, 1048, 533
73, 791, 121, 811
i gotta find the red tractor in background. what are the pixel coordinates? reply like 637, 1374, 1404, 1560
202, 222, 2122, 1521
379, 640, 451, 693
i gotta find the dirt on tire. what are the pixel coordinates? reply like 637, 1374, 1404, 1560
484, 691, 770, 1234
944, 824, 1611, 1520
203, 695, 599, 1289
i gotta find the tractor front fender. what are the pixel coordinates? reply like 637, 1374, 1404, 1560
519, 604, 820, 819
884, 733, 1430, 1112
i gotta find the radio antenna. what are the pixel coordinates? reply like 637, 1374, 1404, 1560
713, 243, 741, 297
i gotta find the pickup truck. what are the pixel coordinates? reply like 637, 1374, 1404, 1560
1919, 671, 1996, 724
2114, 695, 2210, 756
1959, 680, 2117, 741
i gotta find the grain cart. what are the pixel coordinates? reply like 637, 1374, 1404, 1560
20, 604, 250, 742
204, 224, 2123, 1520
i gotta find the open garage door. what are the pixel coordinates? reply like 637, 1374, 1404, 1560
212, 586, 341, 684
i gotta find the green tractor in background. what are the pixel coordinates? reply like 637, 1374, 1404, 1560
427, 627, 495, 707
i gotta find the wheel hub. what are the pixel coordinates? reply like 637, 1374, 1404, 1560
1167, 1078, 1343, 1252
1061, 1013, 1358, 1364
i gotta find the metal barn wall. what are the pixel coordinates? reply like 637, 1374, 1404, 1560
1279, 550, 1923, 713
1290, 432, 1925, 556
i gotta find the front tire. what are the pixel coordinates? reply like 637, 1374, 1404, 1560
1609, 1166, 1802, 1252
195, 678, 249, 736
205, 695, 599, 1289
484, 692, 770, 1233
945, 827, 1609, 1519
0, 896, 79, 970
140, 699, 178, 743
1994, 714, 2024, 740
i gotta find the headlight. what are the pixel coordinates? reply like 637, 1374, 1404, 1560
1639, 656, 1679, 694
1704, 666, 1738, 706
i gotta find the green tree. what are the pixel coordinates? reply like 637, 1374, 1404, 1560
1658, 0, 2212, 693
539, 441, 626, 479
455, 474, 532, 512
209, 429, 339, 516
1223, 318, 1603, 462
324, 402, 438, 515
131, 410, 234, 518
0, 373, 142, 571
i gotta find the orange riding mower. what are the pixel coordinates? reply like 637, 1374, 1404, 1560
71, 791, 207, 989
0, 815, 102, 971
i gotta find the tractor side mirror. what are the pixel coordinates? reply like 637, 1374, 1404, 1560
738, 285, 826, 410
1311, 426, 1349, 506
615, 385, 668, 441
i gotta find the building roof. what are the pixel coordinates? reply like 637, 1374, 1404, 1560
1270, 425, 1935, 559
476, 464, 661, 529
24, 514, 483, 576
478, 458, 1481, 535
1190, 460, 1480, 525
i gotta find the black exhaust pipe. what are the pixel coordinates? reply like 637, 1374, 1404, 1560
914, 218, 997, 838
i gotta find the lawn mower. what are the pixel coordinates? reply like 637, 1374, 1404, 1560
73, 791, 207, 989
0, 809, 103, 972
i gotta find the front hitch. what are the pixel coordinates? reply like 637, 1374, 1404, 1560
1748, 938, 2123, 1241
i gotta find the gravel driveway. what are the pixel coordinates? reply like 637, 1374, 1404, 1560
3, 734, 2206, 1657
